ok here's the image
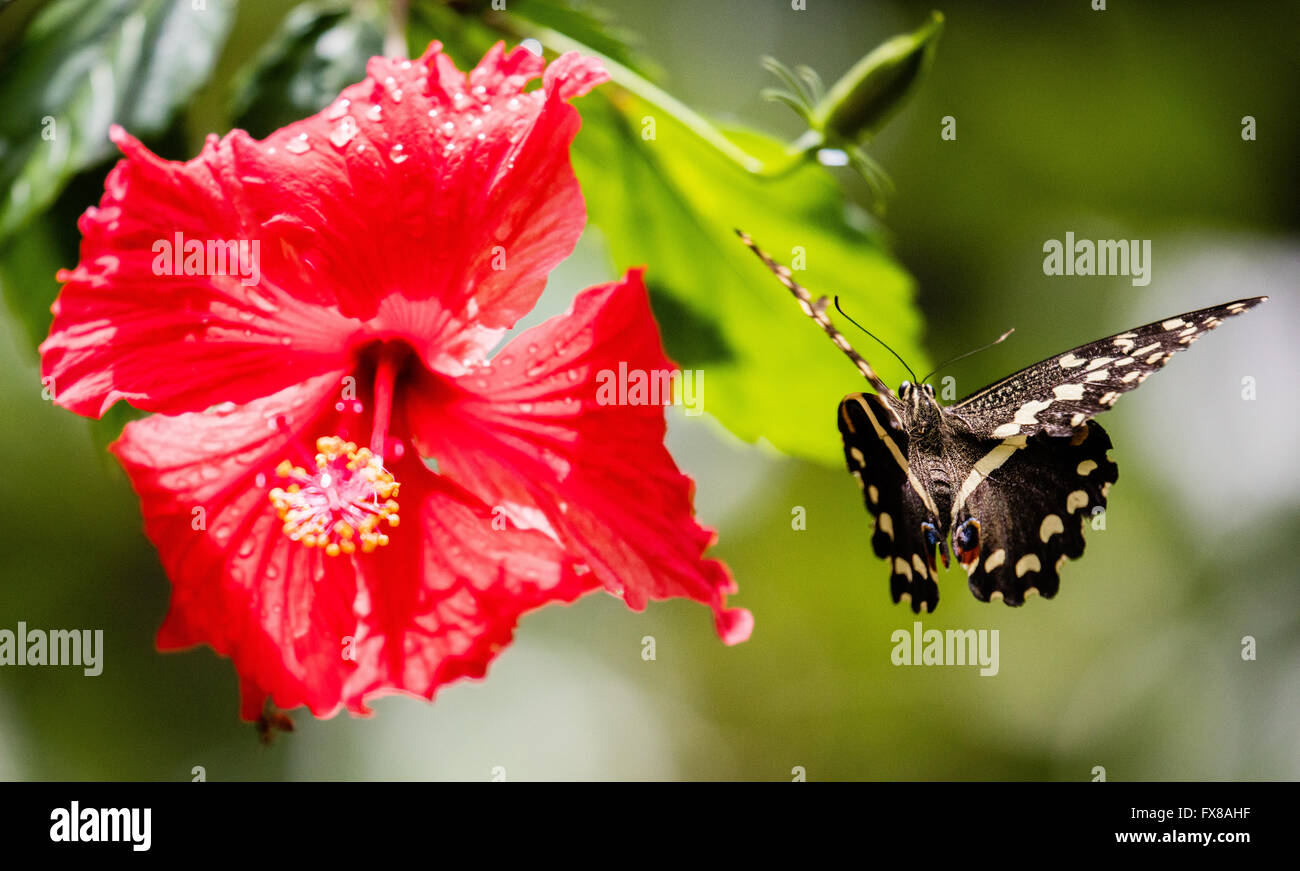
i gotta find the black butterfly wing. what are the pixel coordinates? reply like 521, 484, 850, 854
839, 393, 944, 613
947, 422, 1119, 605
948, 297, 1266, 438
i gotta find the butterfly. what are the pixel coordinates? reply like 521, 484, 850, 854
737, 229, 1266, 613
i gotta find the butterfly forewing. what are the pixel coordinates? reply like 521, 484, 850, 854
948, 297, 1267, 439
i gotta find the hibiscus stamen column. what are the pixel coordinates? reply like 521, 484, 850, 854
369, 348, 400, 460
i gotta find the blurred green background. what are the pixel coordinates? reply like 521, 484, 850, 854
0, 0, 1296, 780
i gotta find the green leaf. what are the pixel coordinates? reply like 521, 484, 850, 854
572, 94, 927, 465
229, 0, 385, 138
0, 0, 236, 242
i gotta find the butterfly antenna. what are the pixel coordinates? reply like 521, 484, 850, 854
919, 328, 1015, 385
735, 229, 894, 397
832, 296, 919, 385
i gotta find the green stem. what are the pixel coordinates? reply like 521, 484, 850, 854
506, 19, 815, 178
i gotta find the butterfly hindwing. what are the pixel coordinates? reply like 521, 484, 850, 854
950, 422, 1119, 605
949, 297, 1266, 439
840, 393, 942, 613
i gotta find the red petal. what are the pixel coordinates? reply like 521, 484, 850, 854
112, 370, 592, 719
41, 41, 609, 418
408, 270, 752, 644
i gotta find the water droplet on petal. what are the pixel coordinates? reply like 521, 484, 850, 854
324, 98, 350, 120
472, 85, 487, 96
507, 98, 521, 111
238, 309, 254, 322
427, 108, 440, 119
367, 104, 383, 122
255, 472, 267, 488
330, 116, 359, 148
237, 538, 257, 558
441, 121, 455, 134
519, 401, 533, 413
389, 143, 408, 164
280, 336, 291, 346
285, 134, 310, 155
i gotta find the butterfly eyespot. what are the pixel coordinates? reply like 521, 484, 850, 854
955, 517, 980, 552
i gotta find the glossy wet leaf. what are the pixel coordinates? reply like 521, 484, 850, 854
572, 93, 926, 465
0, 0, 235, 242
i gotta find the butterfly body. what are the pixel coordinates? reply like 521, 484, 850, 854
737, 229, 1265, 612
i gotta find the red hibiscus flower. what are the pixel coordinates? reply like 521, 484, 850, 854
40, 41, 752, 720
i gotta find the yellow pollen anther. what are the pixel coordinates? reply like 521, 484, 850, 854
268, 436, 401, 557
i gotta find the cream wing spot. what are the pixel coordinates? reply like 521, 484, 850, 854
1058, 353, 1087, 368
1132, 342, 1159, 357
1162, 317, 1186, 330
1085, 369, 1109, 382
1015, 554, 1041, 577
877, 512, 894, 540
894, 557, 912, 582
1014, 399, 1053, 425
1039, 514, 1064, 543
992, 423, 1020, 438
850, 446, 866, 466
1086, 356, 1114, 371
867, 484, 879, 505
984, 549, 1006, 572
912, 554, 928, 579
1076, 459, 1098, 476
1066, 490, 1089, 513
1054, 383, 1085, 401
